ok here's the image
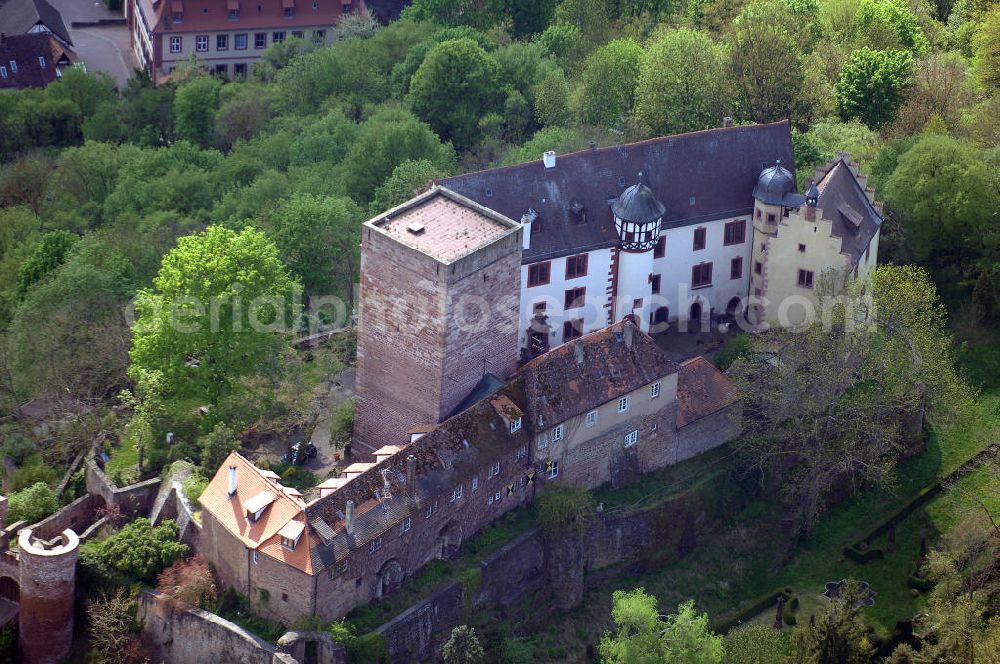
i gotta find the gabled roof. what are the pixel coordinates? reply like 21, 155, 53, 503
440, 121, 795, 262
519, 319, 679, 428
676, 357, 738, 428
0, 0, 72, 45
0, 32, 73, 89
814, 160, 882, 263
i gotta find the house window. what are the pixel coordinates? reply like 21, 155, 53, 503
328, 560, 347, 578
0, 66, 6, 79
195, 35, 209, 51
229, 8, 239, 19
38, 56, 46, 68
488, 461, 501, 478
450, 485, 463, 502
234, 63, 247, 78
170, 36, 182, 53
798, 269, 814, 289
730, 257, 743, 280
562, 319, 583, 342
173, 11, 182, 22
509, 417, 522, 434
547, 460, 559, 479
624, 430, 638, 448
767, 213, 776, 223
527, 262, 551, 287
471, 476, 479, 492
633, 298, 643, 310
564, 287, 585, 310
650, 274, 661, 294
235, 33, 248, 49
313, 29, 326, 42
272, 31, 286, 43
723, 220, 746, 245
254, 32, 267, 48
585, 410, 597, 427
399, 517, 411, 535
565, 253, 588, 279
252, 549, 259, 564
532, 301, 547, 315
369, 537, 382, 554
292, 30, 304, 39
217, 34, 228, 50
283, 7, 294, 16
755, 261, 763, 275
425, 499, 438, 518
536, 432, 548, 450
693, 227, 706, 251
650, 382, 661, 399
551, 424, 565, 442
214, 64, 228, 77
618, 396, 629, 413
799, 243, 806, 253
342, 1, 352, 13
653, 235, 666, 259
281, 536, 296, 550
9, 61, 16, 73
691, 263, 713, 288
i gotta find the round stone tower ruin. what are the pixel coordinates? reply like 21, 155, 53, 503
17, 527, 79, 664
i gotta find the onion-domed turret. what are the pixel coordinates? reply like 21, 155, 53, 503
752, 160, 796, 205
612, 181, 666, 252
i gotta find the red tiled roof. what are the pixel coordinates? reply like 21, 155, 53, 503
147, 0, 366, 35
676, 356, 739, 428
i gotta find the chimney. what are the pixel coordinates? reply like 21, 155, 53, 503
227, 465, 237, 496
723, 117, 733, 128
520, 208, 537, 251
575, 339, 584, 365
588, 140, 596, 151
543, 151, 556, 169
406, 454, 416, 486
345, 500, 355, 536
624, 322, 634, 349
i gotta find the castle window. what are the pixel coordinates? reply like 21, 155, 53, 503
767, 213, 776, 223
650, 274, 661, 294
691, 263, 713, 288
723, 220, 746, 245
252, 549, 259, 564
756, 208, 762, 219
450, 485, 463, 502
425, 499, 438, 518
797, 269, 814, 289
633, 298, 643, 310
472, 476, 479, 491
532, 301, 547, 315
565, 253, 589, 279
546, 460, 559, 479
731, 257, 743, 280
618, 396, 629, 413
624, 430, 638, 448
488, 461, 501, 478
799, 244, 806, 253
562, 318, 583, 342
282, 593, 288, 602
515, 446, 527, 461
488, 490, 502, 505
755, 261, 763, 275
552, 424, 565, 442
536, 432, 548, 450
650, 382, 660, 399
527, 261, 551, 287
564, 287, 585, 310
693, 228, 706, 251
509, 417, 522, 434
653, 235, 666, 259
625, 231, 635, 244
585, 410, 598, 427
399, 517, 411, 535
369, 537, 382, 554
328, 560, 347, 579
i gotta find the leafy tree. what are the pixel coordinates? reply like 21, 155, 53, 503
634, 28, 731, 136
15, 230, 78, 297
533, 69, 572, 127
501, 126, 588, 166
506, 0, 559, 37
156, 554, 217, 610
252, 36, 316, 82
835, 48, 913, 128
129, 225, 300, 403
577, 39, 643, 127
47, 67, 117, 121
87, 589, 140, 664
403, 0, 504, 30
6, 482, 58, 525
885, 134, 993, 273
268, 193, 362, 301
83, 518, 187, 582
410, 38, 505, 150
0, 151, 53, 215
792, 580, 874, 664
371, 159, 445, 213
723, 623, 791, 663
973, 8, 1000, 90
198, 422, 242, 475
442, 625, 485, 664
174, 76, 223, 148
600, 590, 724, 664
854, 0, 928, 52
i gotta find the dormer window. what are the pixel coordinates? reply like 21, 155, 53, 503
278, 520, 304, 550
243, 490, 276, 523
509, 417, 522, 434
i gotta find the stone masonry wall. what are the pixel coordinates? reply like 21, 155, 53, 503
29, 493, 102, 540
674, 404, 742, 465
376, 582, 465, 664
86, 460, 160, 517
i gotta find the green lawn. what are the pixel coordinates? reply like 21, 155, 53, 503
519, 389, 1000, 661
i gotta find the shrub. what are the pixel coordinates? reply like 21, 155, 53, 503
714, 334, 752, 371
7, 482, 58, 525
182, 474, 209, 508
84, 518, 187, 583
157, 555, 216, 610
500, 636, 537, 663
10, 455, 58, 491
537, 485, 594, 537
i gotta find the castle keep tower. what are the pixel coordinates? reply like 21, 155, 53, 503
18, 528, 79, 664
612, 181, 666, 332
749, 161, 803, 324
355, 186, 522, 451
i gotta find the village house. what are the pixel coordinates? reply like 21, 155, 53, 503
0, 31, 75, 88
126, 0, 366, 82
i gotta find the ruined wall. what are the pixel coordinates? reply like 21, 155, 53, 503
475, 526, 545, 608
377, 582, 465, 664
29, 493, 102, 540
86, 460, 160, 517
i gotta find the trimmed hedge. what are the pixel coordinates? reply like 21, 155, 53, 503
843, 545, 886, 564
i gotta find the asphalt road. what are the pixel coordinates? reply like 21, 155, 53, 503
47, 0, 137, 86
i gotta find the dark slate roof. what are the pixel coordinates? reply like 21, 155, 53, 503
815, 160, 883, 263
752, 162, 798, 206
447, 372, 505, 419
611, 182, 666, 224
0, 0, 73, 45
0, 32, 72, 88
440, 121, 795, 263
519, 319, 679, 428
